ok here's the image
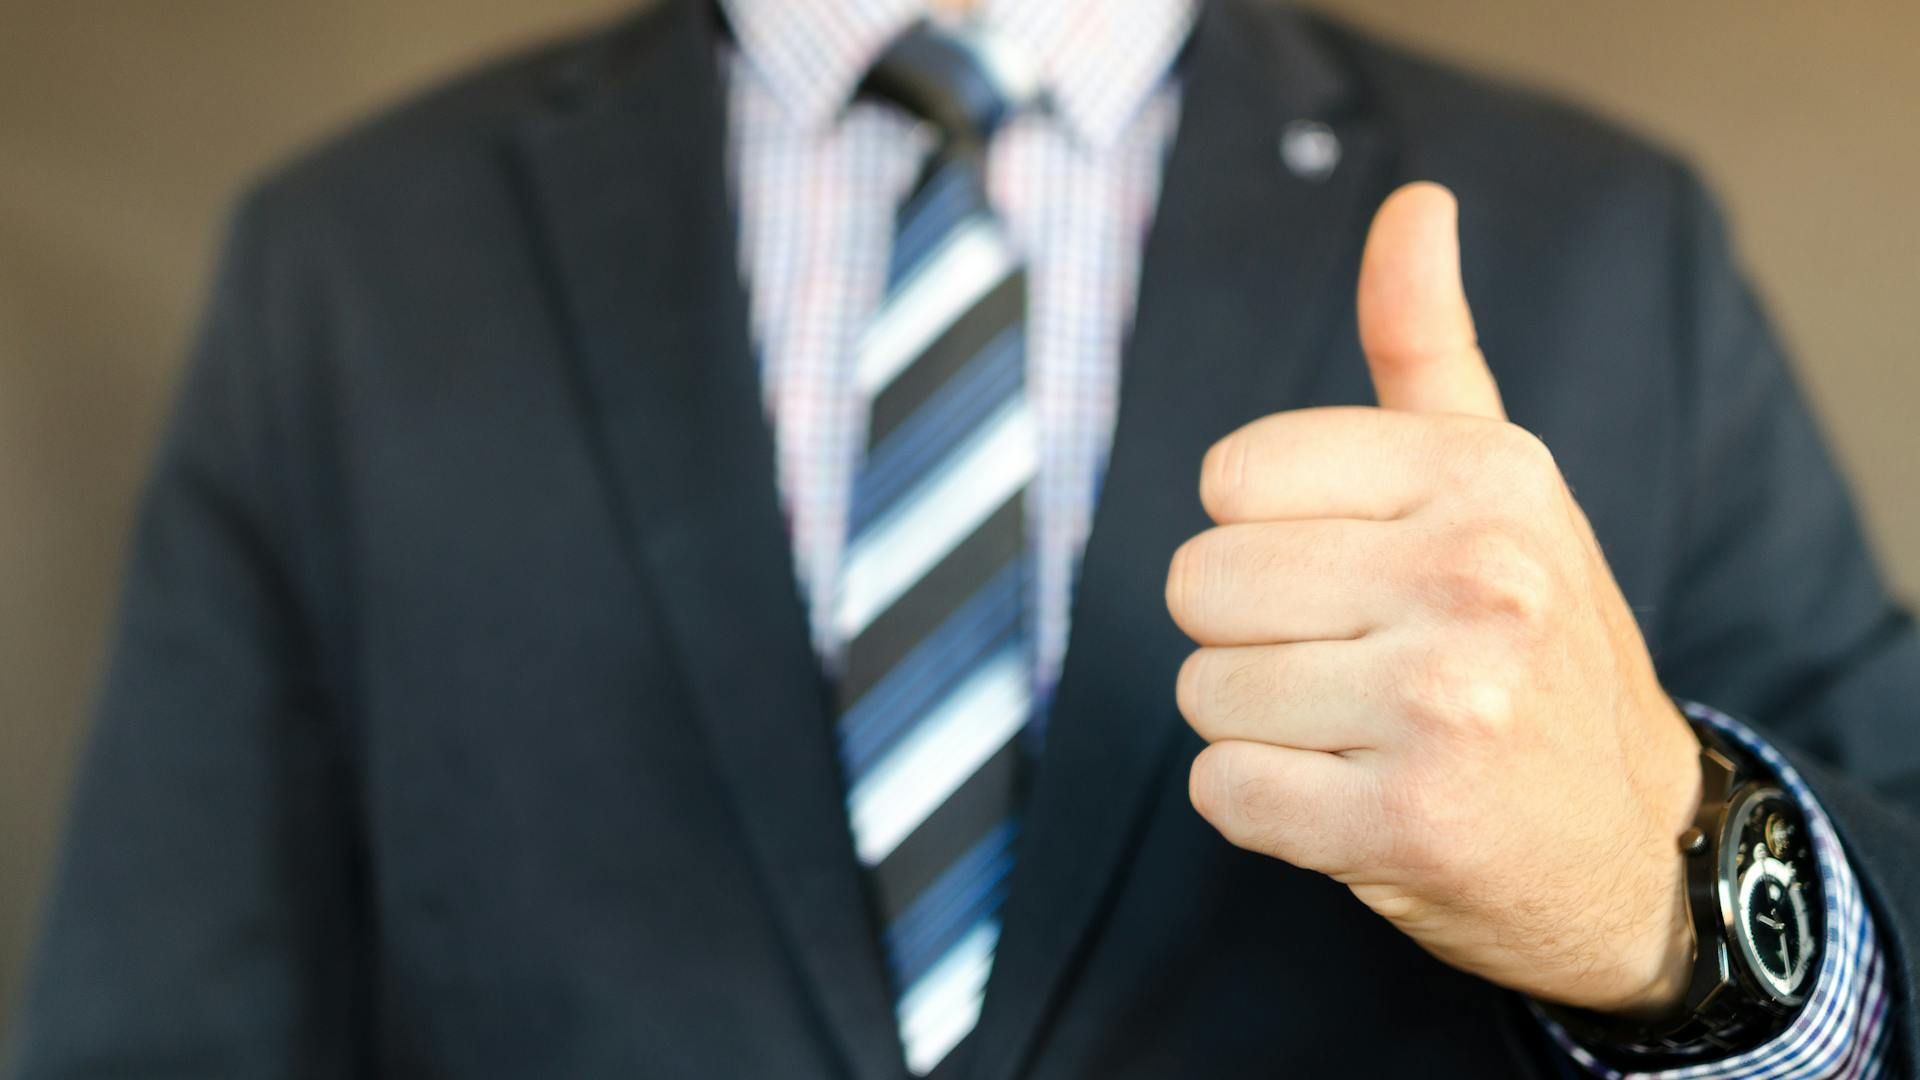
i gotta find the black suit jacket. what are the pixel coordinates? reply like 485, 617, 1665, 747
12, 1, 1919, 1076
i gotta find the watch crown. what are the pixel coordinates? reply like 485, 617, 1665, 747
1678, 827, 1708, 855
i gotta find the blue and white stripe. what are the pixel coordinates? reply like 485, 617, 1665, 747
835, 20, 1042, 1075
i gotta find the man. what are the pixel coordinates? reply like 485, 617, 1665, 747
10, 0, 1917, 1075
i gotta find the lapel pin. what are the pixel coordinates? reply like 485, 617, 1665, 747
1280, 119, 1340, 182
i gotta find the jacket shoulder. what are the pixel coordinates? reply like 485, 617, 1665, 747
1302, 10, 1698, 213
235, 2, 678, 233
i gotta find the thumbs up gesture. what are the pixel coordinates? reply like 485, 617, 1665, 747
1167, 183, 1705, 1015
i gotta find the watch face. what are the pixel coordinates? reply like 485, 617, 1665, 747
1722, 785, 1820, 1005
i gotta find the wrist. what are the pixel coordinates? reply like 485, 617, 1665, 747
1543, 712, 1826, 1067
1600, 699, 1704, 1018
1605, 861, 1696, 1019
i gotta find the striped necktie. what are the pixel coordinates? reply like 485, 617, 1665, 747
835, 22, 1040, 1077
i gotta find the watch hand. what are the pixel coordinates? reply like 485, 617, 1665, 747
1756, 914, 1784, 931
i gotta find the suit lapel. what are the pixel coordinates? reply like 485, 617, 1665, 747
510, 4, 902, 1077
969, 5, 1393, 1078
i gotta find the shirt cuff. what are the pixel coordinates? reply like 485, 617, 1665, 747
1531, 702, 1894, 1079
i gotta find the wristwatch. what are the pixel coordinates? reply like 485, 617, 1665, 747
1547, 719, 1822, 1067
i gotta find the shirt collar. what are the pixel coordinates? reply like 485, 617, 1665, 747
719, 0, 1199, 147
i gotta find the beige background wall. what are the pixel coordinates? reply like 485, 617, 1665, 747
1, 0, 1915, 1034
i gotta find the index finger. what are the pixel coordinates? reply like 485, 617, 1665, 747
1199, 406, 1490, 525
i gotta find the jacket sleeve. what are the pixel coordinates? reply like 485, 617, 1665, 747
7, 192, 368, 1077
1652, 164, 1920, 1073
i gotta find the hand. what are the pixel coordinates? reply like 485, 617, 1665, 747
1166, 182, 1704, 1016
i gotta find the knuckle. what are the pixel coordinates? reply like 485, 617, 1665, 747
1445, 420, 1558, 502
1438, 525, 1552, 626
1502, 424, 1558, 471
1228, 795, 1285, 855
1190, 744, 1281, 849
1228, 766, 1284, 826
1352, 885, 1422, 923
1489, 424, 1560, 497
1376, 766, 1467, 876
1200, 432, 1251, 522
1188, 743, 1231, 822
1201, 650, 1284, 738
1220, 649, 1275, 707
1399, 651, 1515, 742
1175, 650, 1209, 728
1167, 530, 1237, 639
1166, 537, 1203, 629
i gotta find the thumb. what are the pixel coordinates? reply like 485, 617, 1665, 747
1356, 181, 1505, 419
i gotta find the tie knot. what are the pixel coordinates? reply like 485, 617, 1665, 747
863, 22, 1040, 147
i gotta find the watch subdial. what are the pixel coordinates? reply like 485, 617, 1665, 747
1737, 855, 1815, 1002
